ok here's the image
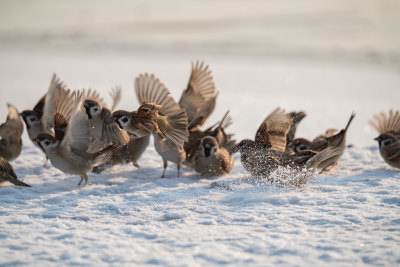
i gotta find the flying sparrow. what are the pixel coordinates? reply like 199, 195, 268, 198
233, 108, 344, 185
369, 110, 400, 169
192, 136, 234, 176
0, 104, 24, 161
292, 112, 356, 172
0, 157, 31, 187
32, 89, 115, 186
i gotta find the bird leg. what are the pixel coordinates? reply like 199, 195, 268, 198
177, 163, 180, 178
132, 161, 140, 168
43, 156, 49, 168
78, 174, 89, 186
161, 161, 167, 178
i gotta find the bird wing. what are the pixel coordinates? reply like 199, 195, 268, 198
135, 73, 188, 150
369, 110, 400, 134
255, 107, 292, 152
41, 73, 67, 134
79, 88, 107, 109
286, 111, 306, 146
179, 61, 217, 129
61, 95, 91, 152
109, 86, 122, 111
100, 108, 130, 146
32, 94, 46, 116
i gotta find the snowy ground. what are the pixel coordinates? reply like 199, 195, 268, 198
0, 50, 399, 266
1, 0, 400, 266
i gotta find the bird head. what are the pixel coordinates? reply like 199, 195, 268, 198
33, 133, 57, 152
83, 99, 102, 119
200, 136, 219, 158
19, 110, 40, 129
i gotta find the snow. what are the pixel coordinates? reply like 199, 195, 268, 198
1, 0, 400, 265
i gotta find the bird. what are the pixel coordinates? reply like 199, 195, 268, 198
0, 104, 24, 161
184, 111, 236, 162
81, 87, 150, 173
33, 92, 115, 186
82, 86, 130, 147
0, 157, 31, 187
19, 74, 75, 165
192, 136, 234, 176
233, 108, 344, 186
291, 112, 356, 172
133, 60, 218, 177
369, 110, 400, 169
113, 75, 189, 178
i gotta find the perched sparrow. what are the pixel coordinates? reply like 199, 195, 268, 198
192, 136, 234, 176
20, 74, 75, 159
369, 110, 400, 169
33, 92, 114, 186
0, 157, 30, 187
185, 110, 236, 164
292, 112, 356, 172
233, 108, 343, 185
113, 74, 189, 177
0, 104, 24, 161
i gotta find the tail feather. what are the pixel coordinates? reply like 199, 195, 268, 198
343, 112, 356, 133
306, 145, 344, 172
4, 176, 31, 187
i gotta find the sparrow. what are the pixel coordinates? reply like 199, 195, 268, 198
233, 108, 344, 185
185, 110, 236, 164
0, 104, 24, 161
82, 86, 130, 146
33, 94, 115, 186
0, 157, 31, 187
192, 136, 234, 176
20, 74, 75, 163
369, 110, 400, 169
82, 86, 149, 173
292, 112, 356, 172
113, 75, 189, 178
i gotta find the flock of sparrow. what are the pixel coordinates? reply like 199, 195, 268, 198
0, 61, 399, 188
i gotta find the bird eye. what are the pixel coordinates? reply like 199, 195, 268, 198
44, 140, 51, 146
383, 140, 392, 146
121, 117, 128, 124
30, 117, 37, 122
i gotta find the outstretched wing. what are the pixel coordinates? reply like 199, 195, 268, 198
179, 61, 217, 129
109, 86, 122, 111
369, 110, 400, 135
135, 73, 182, 117
255, 108, 292, 152
41, 73, 69, 134
61, 95, 91, 152
135, 73, 188, 149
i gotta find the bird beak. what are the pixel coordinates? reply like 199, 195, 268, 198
110, 115, 117, 121
374, 137, 379, 141
33, 138, 39, 143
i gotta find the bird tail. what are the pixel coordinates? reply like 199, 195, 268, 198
4, 176, 31, 187
305, 145, 344, 172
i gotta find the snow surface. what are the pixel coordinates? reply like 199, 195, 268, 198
1, 0, 400, 265
0, 50, 399, 266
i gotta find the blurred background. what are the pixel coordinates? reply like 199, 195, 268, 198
0, 0, 399, 146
